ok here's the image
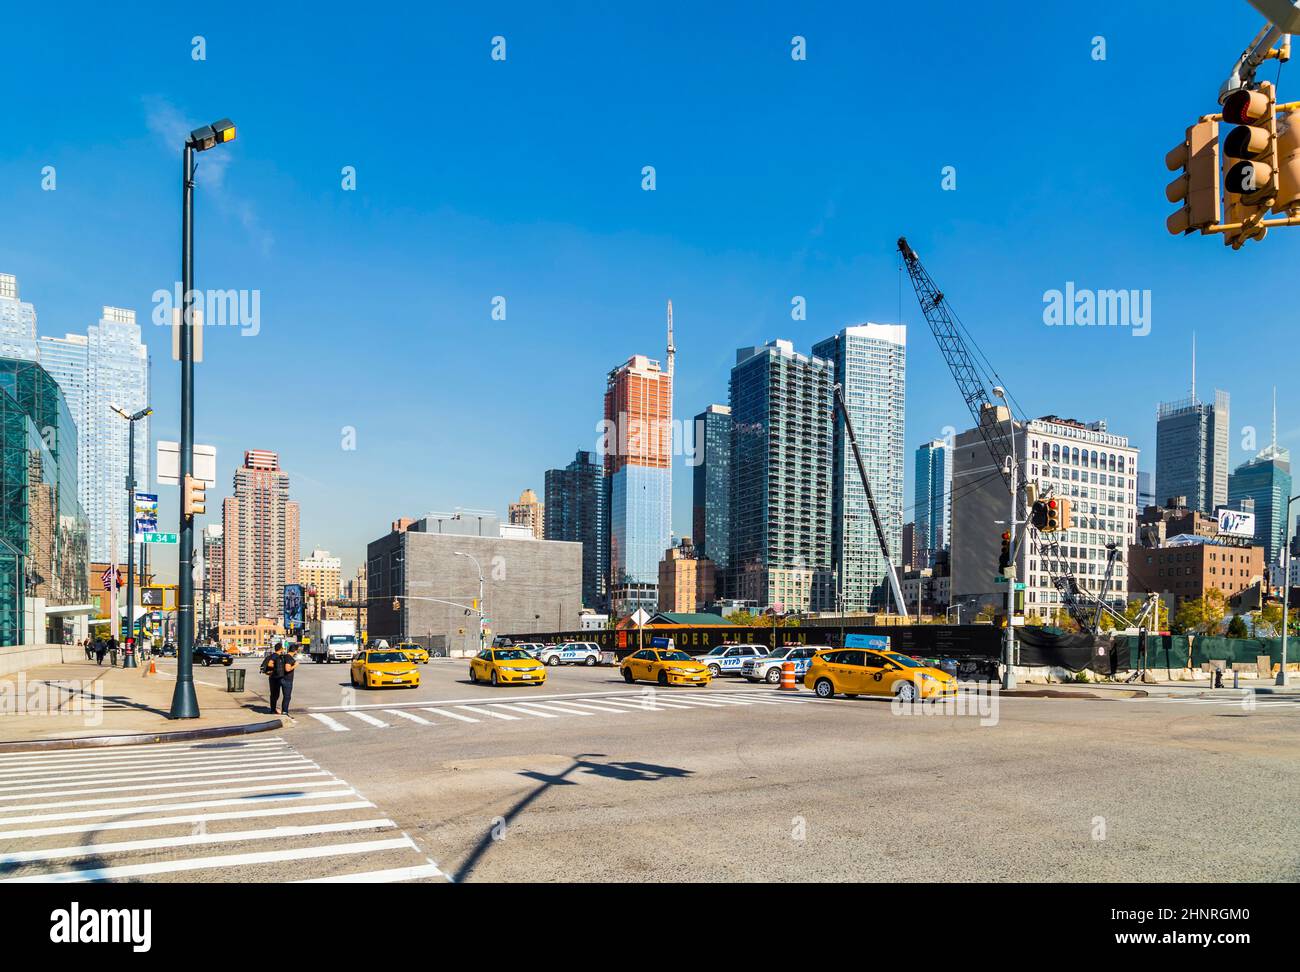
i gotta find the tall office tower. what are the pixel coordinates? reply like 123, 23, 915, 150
40, 306, 150, 563
1227, 391, 1291, 566
544, 450, 608, 610
508, 489, 546, 539
913, 438, 950, 568
812, 324, 907, 612
950, 408, 1138, 622
691, 404, 732, 575
603, 304, 674, 616
0, 273, 40, 362
1155, 339, 1229, 513
299, 547, 342, 617
220, 450, 298, 623
729, 339, 834, 612
201, 524, 224, 627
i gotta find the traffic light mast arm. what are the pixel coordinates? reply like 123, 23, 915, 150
1220, 20, 1289, 103
831, 383, 907, 616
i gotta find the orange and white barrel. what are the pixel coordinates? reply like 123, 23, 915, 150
779, 660, 797, 691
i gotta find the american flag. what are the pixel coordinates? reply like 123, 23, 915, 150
101, 567, 116, 591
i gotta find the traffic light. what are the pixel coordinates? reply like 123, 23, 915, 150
1041, 497, 1073, 533
998, 531, 1011, 574
182, 474, 206, 517
1030, 500, 1049, 531
1274, 109, 1300, 214
1165, 119, 1221, 234
1221, 83, 1278, 245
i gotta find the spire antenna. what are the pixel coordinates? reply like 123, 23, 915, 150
666, 299, 675, 376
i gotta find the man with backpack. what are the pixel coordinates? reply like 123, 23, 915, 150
262, 643, 284, 714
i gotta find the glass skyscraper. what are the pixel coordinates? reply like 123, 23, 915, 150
1228, 446, 1292, 567
40, 307, 150, 564
545, 449, 608, 611
913, 438, 950, 568
813, 324, 906, 612
692, 404, 731, 572
0, 274, 41, 363
729, 339, 834, 612
1155, 389, 1229, 514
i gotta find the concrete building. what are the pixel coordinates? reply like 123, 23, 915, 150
221, 450, 300, 624
900, 567, 950, 617
692, 404, 732, 573
508, 488, 545, 540
951, 407, 1138, 623
913, 438, 950, 568
1137, 497, 1221, 547
813, 324, 906, 612
730, 339, 835, 613
0, 357, 90, 645
1128, 535, 1264, 612
299, 548, 342, 619
604, 309, 674, 616
544, 450, 607, 610
901, 521, 918, 571
366, 510, 582, 655
201, 524, 224, 631
40, 306, 150, 564
657, 538, 716, 613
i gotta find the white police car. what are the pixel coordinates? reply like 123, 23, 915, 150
742, 645, 826, 683
539, 642, 602, 666
698, 643, 770, 677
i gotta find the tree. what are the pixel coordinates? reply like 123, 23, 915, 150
1252, 601, 1284, 637
1226, 614, 1249, 638
1174, 589, 1227, 636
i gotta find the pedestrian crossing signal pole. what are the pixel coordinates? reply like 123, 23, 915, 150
993, 386, 1016, 691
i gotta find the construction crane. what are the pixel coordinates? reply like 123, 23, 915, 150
832, 384, 907, 616
897, 237, 1132, 635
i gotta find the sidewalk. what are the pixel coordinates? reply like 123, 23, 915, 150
0, 658, 281, 751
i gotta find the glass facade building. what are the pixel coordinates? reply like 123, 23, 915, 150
545, 449, 608, 610
0, 273, 41, 363
40, 307, 150, 564
729, 339, 834, 612
913, 438, 950, 568
1155, 390, 1229, 514
813, 324, 907, 612
0, 357, 89, 645
691, 404, 731, 572
1228, 447, 1292, 567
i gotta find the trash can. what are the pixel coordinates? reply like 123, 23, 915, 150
225, 666, 246, 692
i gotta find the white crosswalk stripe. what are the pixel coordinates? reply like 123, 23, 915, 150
1133, 695, 1300, 708
302, 688, 822, 732
0, 738, 442, 883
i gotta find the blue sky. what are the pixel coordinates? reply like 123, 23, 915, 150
3, 1, 1297, 581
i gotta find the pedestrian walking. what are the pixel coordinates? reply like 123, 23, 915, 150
83, 638, 93, 662
262, 643, 284, 714
108, 636, 119, 668
277, 646, 298, 720
95, 639, 106, 666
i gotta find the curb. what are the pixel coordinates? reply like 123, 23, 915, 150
0, 718, 283, 753
1004, 688, 1148, 699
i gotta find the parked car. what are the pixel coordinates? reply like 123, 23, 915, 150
742, 645, 825, 684
698, 643, 770, 678
194, 644, 234, 667
539, 642, 602, 666
157, 642, 177, 657
510, 642, 549, 658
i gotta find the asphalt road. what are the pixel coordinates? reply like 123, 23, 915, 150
4, 657, 1297, 883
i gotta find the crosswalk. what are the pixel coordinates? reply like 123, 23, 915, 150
305, 689, 826, 733
0, 737, 444, 883
1131, 694, 1300, 709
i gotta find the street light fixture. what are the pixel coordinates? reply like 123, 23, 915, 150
992, 385, 1017, 691
170, 117, 236, 720
454, 551, 486, 654
111, 404, 151, 668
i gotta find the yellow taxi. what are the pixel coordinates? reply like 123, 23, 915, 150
803, 648, 957, 701
468, 647, 547, 686
620, 648, 712, 687
397, 641, 430, 664
350, 649, 422, 689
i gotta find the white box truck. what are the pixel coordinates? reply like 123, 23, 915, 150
308, 619, 358, 664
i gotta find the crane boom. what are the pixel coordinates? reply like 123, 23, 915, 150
832, 384, 908, 616
897, 236, 1108, 632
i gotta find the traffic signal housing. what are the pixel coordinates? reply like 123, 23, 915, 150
182, 474, 206, 517
1166, 119, 1221, 234
1030, 499, 1049, 531
1221, 83, 1278, 245
1042, 497, 1073, 533
998, 531, 1011, 574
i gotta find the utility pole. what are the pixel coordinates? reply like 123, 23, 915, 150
994, 387, 1018, 691
113, 406, 151, 667
454, 551, 486, 653
1279, 491, 1299, 686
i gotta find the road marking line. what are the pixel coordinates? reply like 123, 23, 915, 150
495, 702, 562, 718
309, 713, 350, 731
652, 696, 727, 708
0, 754, 315, 785
0, 836, 420, 883
344, 711, 390, 728
730, 693, 807, 705
0, 759, 315, 794
0, 790, 361, 826
0, 770, 331, 803
512, 701, 595, 717
468, 706, 522, 721
384, 709, 433, 725
0, 794, 366, 833
296, 862, 445, 883
594, 697, 682, 711
0, 740, 289, 769
422, 707, 479, 723
0, 779, 347, 816
541, 699, 630, 714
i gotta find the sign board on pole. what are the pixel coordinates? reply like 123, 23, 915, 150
141, 532, 178, 545
630, 607, 651, 627
156, 442, 217, 487
133, 492, 159, 540
1217, 509, 1256, 538
844, 634, 890, 650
